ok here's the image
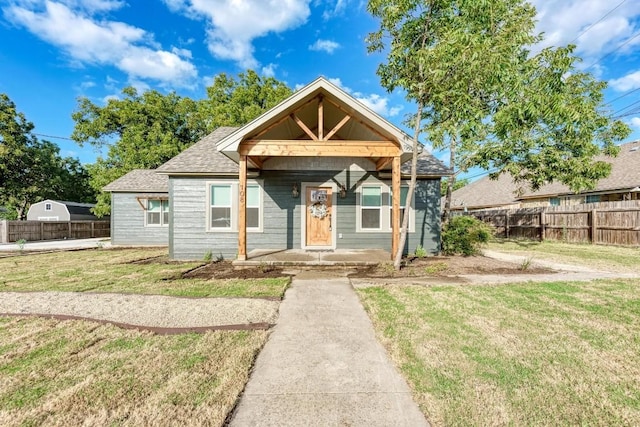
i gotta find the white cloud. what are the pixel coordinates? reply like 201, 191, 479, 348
321, 0, 350, 20
4, 1, 197, 86
629, 117, 640, 129
530, 0, 640, 65
164, 0, 311, 69
326, 76, 403, 117
309, 39, 340, 54
261, 63, 277, 77
610, 71, 640, 92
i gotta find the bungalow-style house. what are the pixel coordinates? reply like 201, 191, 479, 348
449, 140, 640, 212
104, 78, 451, 260
26, 200, 104, 221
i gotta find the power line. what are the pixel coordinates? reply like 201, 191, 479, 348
585, 30, 640, 70
569, 0, 628, 44
606, 87, 640, 105
34, 133, 75, 141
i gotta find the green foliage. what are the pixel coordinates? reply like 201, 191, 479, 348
414, 245, 428, 258
16, 239, 26, 252
203, 250, 213, 263
0, 94, 94, 219
72, 71, 292, 216
442, 216, 493, 256
367, 0, 630, 223
441, 178, 469, 197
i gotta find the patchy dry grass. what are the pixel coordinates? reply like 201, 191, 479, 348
487, 240, 640, 274
0, 248, 288, 298
0, 316, 267, 426
358, 279, 640, 426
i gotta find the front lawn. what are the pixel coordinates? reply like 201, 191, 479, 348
358, 279, 640, 425
487, 240, 640, 274
0, 248, 288, 298
0, 316, 266, 426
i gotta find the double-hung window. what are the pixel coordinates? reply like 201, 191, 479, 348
210, 185, 232, 229
390, 186, 409, 229
147, 199, 169, 226
361, 186, 382, 230
247, 184, 260, 229
208, 182, 263, 232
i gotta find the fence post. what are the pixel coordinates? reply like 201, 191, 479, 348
591, 209, 597, 244
505, 212, 510, 239
40, 221, 44, 241
540, 210, 546, 242
0, 220, 7, 243
68, 222, 72, 239
91, 221, 95, 238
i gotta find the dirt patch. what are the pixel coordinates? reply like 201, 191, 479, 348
181, 261, 289, 280
349, 255, 554, 279
127, 255, 185, 265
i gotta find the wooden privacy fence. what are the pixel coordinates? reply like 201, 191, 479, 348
0, 220, 110, 244
469, 200, 640, 246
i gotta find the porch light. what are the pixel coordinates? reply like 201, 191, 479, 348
339, 184, 347, 198
292, 183, 299, 198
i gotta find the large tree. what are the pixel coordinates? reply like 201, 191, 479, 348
367, 0, 629, 267
73, 70, 292, 216
0, 94, 93, 219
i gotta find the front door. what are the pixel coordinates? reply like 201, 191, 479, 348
306, 186, 332, 247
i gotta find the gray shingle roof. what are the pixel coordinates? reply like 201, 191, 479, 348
449, 140, 640, 209
401, 150, 452, 176
155, 127, 240, 174
103, 169, 168, 192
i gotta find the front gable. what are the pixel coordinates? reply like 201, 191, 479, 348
217, 77, 415, 171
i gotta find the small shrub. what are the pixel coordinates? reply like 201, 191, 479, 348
16, 239, 26, 252
442, 216, 493, 256
520, 256, 534, 271
203, 250, 213, 263
414, 245, 428, 258
424, 261, 448, 275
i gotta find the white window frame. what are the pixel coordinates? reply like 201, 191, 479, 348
45, 203, 52, 211
145, 199, 169, 227
206, 180, 263, 233
358, 184, 384, 231
390, 185, 414, 232
356, 181, 415, 233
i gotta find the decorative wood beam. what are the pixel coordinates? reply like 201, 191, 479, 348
238, 155, 247, 261
251, 114, 291, 139
391, 156, 401, 260
248, 156, 264, 169
318, 95, 324, 141
291, 113, 318, 141
239, 140, 401, 157
376, 157, 393, 171
325, 114, 351, 141
325, 97, 390, 142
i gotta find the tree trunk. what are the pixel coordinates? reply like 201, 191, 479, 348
442, 135, 457, 223
393, 103, 423, 270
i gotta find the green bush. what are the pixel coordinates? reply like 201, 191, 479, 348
442, 216, 493, 256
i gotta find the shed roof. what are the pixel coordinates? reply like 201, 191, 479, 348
103, 169, 168, 192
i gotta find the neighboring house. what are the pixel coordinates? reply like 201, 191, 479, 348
449, 140, 640, 211
26, 200, 104, 221
102, 169, 169, 246
105, 77, 451, 260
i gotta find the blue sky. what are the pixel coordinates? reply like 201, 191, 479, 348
2, 0, 640, 178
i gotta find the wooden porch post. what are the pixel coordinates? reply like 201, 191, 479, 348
238, 155, 247, 261
391, 156, 401, 260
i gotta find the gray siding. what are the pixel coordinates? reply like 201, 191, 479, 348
170, 171, 441, 260
111, 193, 168, 246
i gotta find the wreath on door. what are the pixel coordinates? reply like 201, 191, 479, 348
309, 202, 328, 219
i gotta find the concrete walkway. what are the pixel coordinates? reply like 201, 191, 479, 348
0, 237, 111, 251
229, 272, 428, 427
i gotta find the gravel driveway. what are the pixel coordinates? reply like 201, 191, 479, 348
0, 292, 279, 330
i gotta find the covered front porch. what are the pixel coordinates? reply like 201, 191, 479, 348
232, 248, 391, 267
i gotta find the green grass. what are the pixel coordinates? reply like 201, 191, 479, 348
0, 317, 267, 426
0, 248, 289, 298
358, 279, 640, 426
487, 240, 640, 273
